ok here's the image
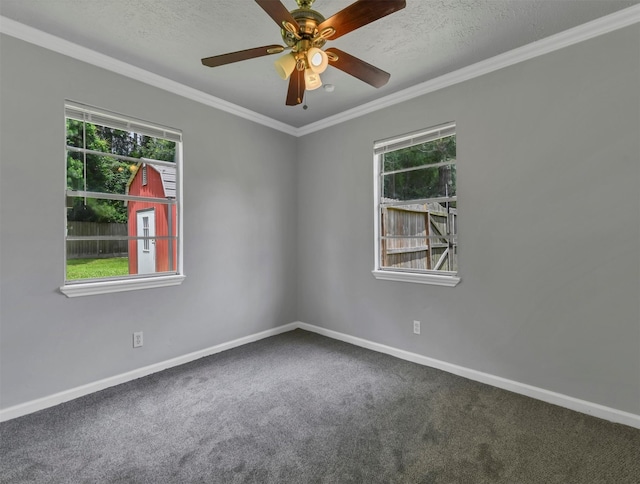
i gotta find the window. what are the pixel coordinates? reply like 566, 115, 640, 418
61, 102, 184, 297
373, 122, 460, 286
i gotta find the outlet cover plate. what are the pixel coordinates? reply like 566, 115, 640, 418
133, 331, 143, 348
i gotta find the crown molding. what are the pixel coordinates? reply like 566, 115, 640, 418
2, 5, 639, 138
0, 16, 298, 136
296, 4, 640, 136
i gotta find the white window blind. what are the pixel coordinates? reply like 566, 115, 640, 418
65, 102, 182, 143
374, 122, 455, 155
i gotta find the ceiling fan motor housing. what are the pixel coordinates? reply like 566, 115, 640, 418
281, 8, 326, 48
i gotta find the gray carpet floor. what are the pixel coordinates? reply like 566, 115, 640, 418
1, 329, 639, 483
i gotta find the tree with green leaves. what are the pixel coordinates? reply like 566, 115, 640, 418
382, 136, 456, 201
66, 120, 175, 223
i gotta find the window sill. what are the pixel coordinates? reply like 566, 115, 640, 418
372, 270, 460, 287
60, 274, 186, 298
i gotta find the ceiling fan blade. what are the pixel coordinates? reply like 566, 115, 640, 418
201, 45, 284, 68
286, 68, 305, 106
325, 48, 390, 88
317, 0, 406, 40
255, 0, 300, 33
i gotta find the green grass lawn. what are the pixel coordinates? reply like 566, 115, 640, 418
66, 257, 129, 280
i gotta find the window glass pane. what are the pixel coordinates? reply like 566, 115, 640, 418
66, 152, 176, 200
66, 197, 177, 230
380, 237, 457, 272
382, 204, 455, 237
67, 196, 129, 224
380, 201, 457, 272
383, 164, 456, 201
66, 253, 130, 281
380, 236, 456, 271
66, 119, 177, 161
382, 135, 455, 172
66, 197, 178, 280
66, 119, 89, 148
66, 150, 85, 191
130, 163, 176, 199
66, 152, 131, 196
139, 138, 177, 162
66, 203, 129, 280
66, 237, 177, 281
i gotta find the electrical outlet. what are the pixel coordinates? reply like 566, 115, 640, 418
133, 331, 143, 348
413, 320, 421, 334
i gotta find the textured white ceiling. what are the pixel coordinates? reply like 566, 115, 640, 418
1, 0, 638, 127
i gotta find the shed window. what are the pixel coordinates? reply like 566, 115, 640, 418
61, 102, 185, 297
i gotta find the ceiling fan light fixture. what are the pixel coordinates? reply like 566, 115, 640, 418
304, 68, 322, 90
202, 0, 407, 106
274, 53, 297, 79
307, 47, 328, 74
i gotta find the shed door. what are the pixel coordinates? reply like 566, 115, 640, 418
137, 209, 156, 274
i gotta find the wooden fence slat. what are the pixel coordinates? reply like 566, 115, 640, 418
66, 221, 128, 259
381, 202, 456, 271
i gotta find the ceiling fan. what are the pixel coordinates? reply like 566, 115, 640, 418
201, 0, 406, 106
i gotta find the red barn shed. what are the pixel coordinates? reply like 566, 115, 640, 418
126, 162, 177, 275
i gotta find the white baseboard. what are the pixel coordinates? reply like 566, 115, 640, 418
0, 323, 297, 422
2, 321, 639, 430
295, 322, 640, 430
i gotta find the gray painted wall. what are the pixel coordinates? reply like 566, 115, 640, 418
0, 36, 298, 409
296, 25, 640, 415
1, 25, 639, 417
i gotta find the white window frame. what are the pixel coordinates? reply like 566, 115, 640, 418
60, 101, 185, 297
372, 122, 460, 287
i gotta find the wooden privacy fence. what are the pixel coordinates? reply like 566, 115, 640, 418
66, 221, 128, 259
381, 202, 457, 272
